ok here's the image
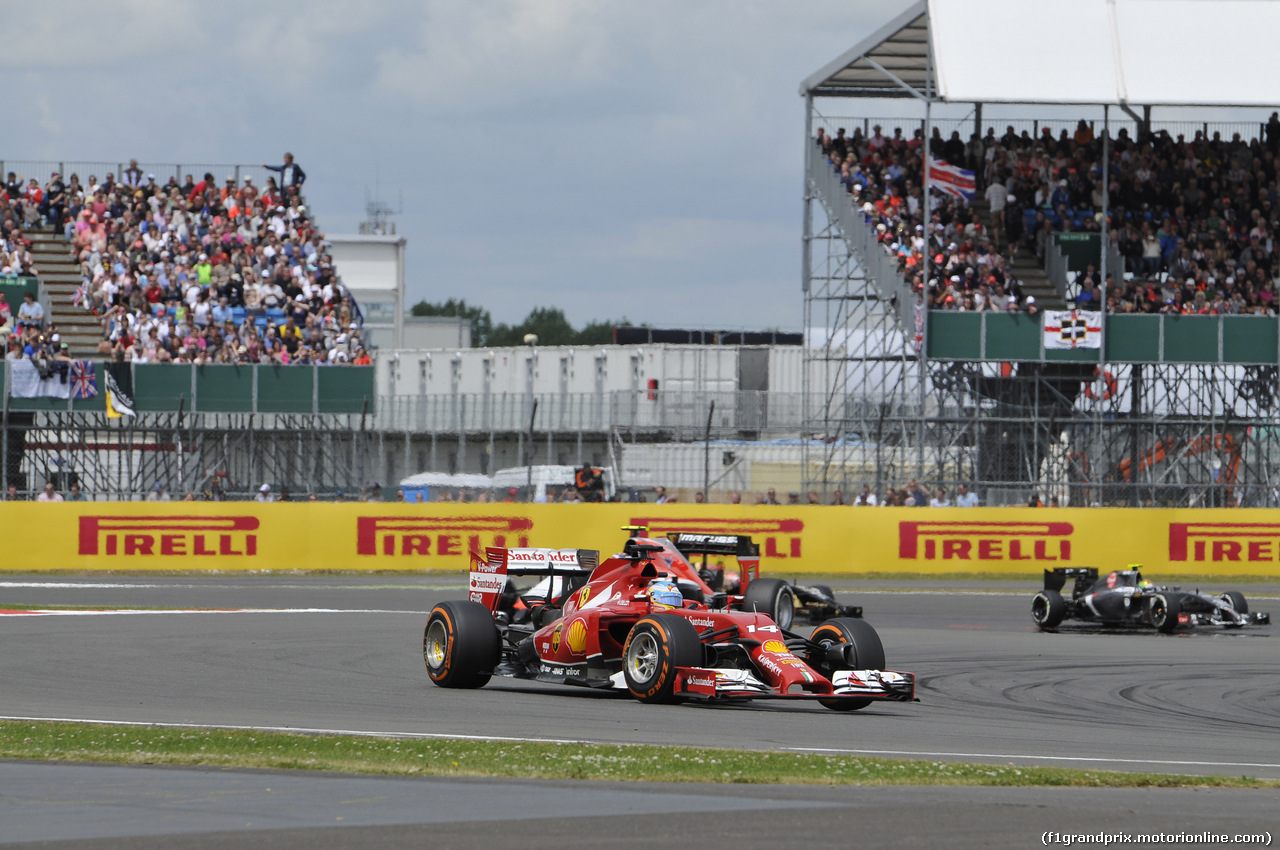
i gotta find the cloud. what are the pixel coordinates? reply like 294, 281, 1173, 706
375, 0, 625, 110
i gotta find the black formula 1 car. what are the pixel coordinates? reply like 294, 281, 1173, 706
1031, 567, 1270, 633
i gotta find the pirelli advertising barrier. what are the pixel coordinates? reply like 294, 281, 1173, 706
2, 504, 1279, 576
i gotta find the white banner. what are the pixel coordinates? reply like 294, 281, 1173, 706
1044, 310, 1102, 350
9, 359, 72, 399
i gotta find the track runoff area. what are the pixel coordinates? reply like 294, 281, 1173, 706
3, 570, 1278, 846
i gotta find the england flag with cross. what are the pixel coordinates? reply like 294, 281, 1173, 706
1044, 310, 1103, 349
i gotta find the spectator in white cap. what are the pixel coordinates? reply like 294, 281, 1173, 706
257, 482, 274, 503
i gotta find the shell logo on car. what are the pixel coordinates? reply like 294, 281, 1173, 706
762, 639, 789, 654
566, 619, 588, 654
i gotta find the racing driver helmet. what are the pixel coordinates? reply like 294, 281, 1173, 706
646, 578, 683, 610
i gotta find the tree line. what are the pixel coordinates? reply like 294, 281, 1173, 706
409, 299, 629, 347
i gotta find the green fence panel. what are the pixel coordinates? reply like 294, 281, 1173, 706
1054, 233, 1101, 271
1162, 315, 1219, 363
1222, 316, 1279, 364
195, 365, 254, 412
1106, 315, 1161, 362
983, 313, 1040, 360
257, 366, 315, 413
317, 367, 374, 414
926, 312, 981, 360
133, 364, 194, 411
3, 360, 106, 411
0, 277, 40, 304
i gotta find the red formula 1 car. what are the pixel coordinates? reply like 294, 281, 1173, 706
623, 528, 862, 629
423, 545, 914, 709
496, 527, 860, 631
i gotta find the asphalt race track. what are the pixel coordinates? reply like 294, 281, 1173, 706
2, 574, 1278, 847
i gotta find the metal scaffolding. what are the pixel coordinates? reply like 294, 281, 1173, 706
2, 411, 373, 500
799, 111, 1280, 507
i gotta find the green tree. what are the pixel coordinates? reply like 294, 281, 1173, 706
410, 300, 629, 347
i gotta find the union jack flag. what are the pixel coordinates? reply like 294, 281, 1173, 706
70, 360, 97, 399
72, 281, 88, 307
928, 157, 976, 201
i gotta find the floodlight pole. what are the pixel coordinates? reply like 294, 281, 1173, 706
919, 99, 932, 481
1100, 105, 1111, 307
1100, 104, 1111, 365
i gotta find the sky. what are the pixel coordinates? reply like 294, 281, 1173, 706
4, 1, 1273, 334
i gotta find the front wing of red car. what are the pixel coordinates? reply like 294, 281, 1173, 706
672, 667, 916, 702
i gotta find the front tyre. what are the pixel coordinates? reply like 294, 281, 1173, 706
743, 578, 795, 630
1148, 593, 1182, 633
1220, 591, 1248, 614
622, 614, 703, 704
811, 617, 886, 711
1031, 590, 1067, 629
424, 600, 501, 688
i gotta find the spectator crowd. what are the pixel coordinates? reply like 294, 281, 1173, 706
819, 112, 1280, 315
1, 154, 372, 365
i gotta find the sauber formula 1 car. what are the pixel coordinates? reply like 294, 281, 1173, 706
424, 545, 914, 709
498, 527, 860, 630
1031, 567, 1271, 633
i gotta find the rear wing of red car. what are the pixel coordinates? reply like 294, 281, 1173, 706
469, 547, 599, 613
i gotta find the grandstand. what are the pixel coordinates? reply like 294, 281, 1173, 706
799, 0, 1280, 507
2, 159, 366, 364
1, 159, 380, 500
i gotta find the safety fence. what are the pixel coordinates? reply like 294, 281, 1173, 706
812, 115, 1268, 146
0, 161, 280, 192
3, 503, 1277, 576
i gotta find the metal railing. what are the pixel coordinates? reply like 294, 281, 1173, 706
0, 160, 282, 192
807, 146, 915, 333
812, 116, 1268, 146
1046, 240, 1070, 300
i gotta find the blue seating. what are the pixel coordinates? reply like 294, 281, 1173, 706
231, 307, 246, 323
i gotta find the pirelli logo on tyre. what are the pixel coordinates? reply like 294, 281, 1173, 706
1169, 522, 1280, 562
629, 516, 804, 558
356, 516, 533, 557
898, 521, 1073, 562
78, 516, 260, 556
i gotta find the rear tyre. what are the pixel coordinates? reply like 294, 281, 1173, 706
1149, 593, 1182, 633
1031, 590, 1067, 629
424, 600, 501, 688
1221, 591, 1248, 614
622, 614, 703, 704
743, 578, 795, 631
811, 618, 885, 711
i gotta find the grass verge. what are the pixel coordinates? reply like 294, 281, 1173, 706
0, 720, 1273, 788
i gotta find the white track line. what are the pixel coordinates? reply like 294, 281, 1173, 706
784, 746, 1280, 772
0, 608, 427, 616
